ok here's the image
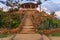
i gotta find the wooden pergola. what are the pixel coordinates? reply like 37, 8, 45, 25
20, 3, 38, 8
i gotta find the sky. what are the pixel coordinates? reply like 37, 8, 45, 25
51, 0, 60, 3
41, 0, 60, 4
0, 0, 60, 4
0, 0, 60, 3
41, 0, 60, 19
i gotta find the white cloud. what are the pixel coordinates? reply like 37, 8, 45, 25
0, 2, 11, 12
55, 11, 60, 19
41, 1, 60, 13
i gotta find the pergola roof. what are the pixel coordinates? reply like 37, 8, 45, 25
19, 1, 38, 4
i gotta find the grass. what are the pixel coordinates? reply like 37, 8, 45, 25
50, 32, 60, 36
0, 32, 10, 38
10, 34, 16, 40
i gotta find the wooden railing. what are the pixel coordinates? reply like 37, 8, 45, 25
30, 15, 39, 33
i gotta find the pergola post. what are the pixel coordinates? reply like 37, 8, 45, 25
35, 5, 36, 9
30, 4, 32, 9
24, 5, 25, 8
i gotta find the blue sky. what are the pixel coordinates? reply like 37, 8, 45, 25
41, 0, 60, 4
51, 0, 60, 3
1, 0, 60, 3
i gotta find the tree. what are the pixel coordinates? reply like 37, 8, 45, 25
37, 0, 42, 11
6, 0, 13, 7
50, 11, 55, 16
6, 0, 20, 11
45, 0, 47, 1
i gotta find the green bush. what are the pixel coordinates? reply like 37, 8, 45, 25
7, 14, 21, 29
0, 11, 21, 29
38, 17, 59, 30
0, 32, 9, 38
51, 32, 60, 36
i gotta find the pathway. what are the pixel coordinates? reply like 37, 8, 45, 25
14, 34, 49, 40
20, 12, 35, 34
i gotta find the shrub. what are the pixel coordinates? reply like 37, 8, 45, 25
7, 14, 21, 29
0, 32, 9, 38
51, 32, 60, 36
38, 17, 59, 30
0, 11, 21, 29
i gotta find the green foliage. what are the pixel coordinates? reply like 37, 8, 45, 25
52, 19, 59, 28
0, 11, 6, 28
0, 32, 9, 38
51, 32, 60, 36
0, 11, 21, 29
38, 17, 59, 30
7, 14, 21, 29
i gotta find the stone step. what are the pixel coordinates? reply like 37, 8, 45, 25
23, 26, 34, 29
20, 28, 35, 34
24, 18, 33, 26
14, 34, 41, 40
14, 34, 49, 40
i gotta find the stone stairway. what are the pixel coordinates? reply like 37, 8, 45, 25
20, 15, 35, 34
14, 10, 49, 40
14, 10, 51, 40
